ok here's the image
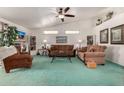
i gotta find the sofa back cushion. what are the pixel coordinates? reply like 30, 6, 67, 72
87, 45, 106, 52
50, 45, 74, 51
93, 45, 106, 52
87, 45, 94, 52
81, 47, 87, 52
67, 45, 73, 50
50, 45, 74, 56
51, 45, 59, 50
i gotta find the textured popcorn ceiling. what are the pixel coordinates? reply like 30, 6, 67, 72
0, 7, 105, 29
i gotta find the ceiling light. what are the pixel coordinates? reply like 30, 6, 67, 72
65, 31, 79, 34
43, 31, 58, 34
58, 15, 64, 18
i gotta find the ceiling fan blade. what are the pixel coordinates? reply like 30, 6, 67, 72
64, 14, 75, 17
59, 8, 63, 14
61, 18, 64, 22
64, 7, 70, 13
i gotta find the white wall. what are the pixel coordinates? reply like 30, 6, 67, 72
30, 19, 94, 50
93, 10, 124, 66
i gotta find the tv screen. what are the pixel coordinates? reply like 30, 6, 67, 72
18, 31, 26, 39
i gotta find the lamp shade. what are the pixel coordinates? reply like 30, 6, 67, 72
43, 40, 47, 43
78, 40, 82, 43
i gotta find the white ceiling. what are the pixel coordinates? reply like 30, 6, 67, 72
0, 7, 105, 29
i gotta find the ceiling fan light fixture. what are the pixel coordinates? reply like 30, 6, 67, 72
58, 14, 64, 18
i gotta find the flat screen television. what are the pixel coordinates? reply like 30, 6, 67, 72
18, 31, 26, 39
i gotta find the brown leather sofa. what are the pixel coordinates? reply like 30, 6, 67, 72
3, 48, 33, 73
77, 45, 106, 65
48, 45, 76, 57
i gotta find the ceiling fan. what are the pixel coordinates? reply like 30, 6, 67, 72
56, 7, 75, 22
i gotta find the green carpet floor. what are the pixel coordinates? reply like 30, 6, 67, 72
0, 56, 124, 86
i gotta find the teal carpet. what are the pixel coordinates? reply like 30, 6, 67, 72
0, 56, 124, 86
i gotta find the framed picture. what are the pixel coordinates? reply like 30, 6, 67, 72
100, 29, 108, 43
56, 36, 67, 43
110, 25, 124, 44
87, 35, 93, 45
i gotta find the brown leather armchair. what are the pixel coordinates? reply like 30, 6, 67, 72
3, 53, 33, 73
78, 45, 106, 65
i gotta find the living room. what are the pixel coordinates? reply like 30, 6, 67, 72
0, 6, 124, 87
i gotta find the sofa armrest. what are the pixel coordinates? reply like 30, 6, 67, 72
85, 52, 105, 57
72, 49, 76, 52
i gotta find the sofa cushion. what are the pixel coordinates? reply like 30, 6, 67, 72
86, 45, 106, 52
87, 45, 91, 52
93, 45, 106, 52
85, 52, 105, 57
81, 47, 87, 52
87, 45, 95, 52
51, 45, 58, 50
78, 52, 85, 58
68, 45, 73, 50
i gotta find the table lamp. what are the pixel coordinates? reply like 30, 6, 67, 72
43, 39, 47, 49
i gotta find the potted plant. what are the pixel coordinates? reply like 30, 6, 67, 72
2, 26, 18, 46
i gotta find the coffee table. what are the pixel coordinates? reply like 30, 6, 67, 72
51, 50, 72, 63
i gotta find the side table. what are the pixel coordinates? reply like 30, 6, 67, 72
37, 49, 48, 56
